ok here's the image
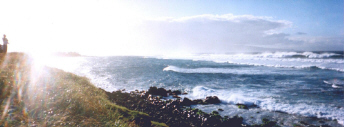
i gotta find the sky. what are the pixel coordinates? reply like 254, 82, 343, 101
0, 0, 343, 56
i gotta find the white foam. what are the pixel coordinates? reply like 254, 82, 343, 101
190, 86, 344, 125
163, 65, 281, 75
324, 79, 344, 88
157, 52, 344, 72
323, 79, 344, 85
190, 86, 266, 106
259, 101, 344, 125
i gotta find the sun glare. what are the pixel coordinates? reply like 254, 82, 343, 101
1, 0, 145, 56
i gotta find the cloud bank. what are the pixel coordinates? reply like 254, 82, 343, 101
130, 14, 343, 55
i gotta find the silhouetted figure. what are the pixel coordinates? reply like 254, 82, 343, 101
2, 34, 9, 53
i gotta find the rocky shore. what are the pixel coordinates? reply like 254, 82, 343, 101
102, 86, 340, 127
101, 87, 280, 127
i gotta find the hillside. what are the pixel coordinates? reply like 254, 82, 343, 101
0, 53, 166, 127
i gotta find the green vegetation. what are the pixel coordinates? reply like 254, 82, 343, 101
150, 121, 168, 127
237, 104, 248, 109
0, 53, 165, 126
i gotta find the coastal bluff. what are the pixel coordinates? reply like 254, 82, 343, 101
0, 53, 165, 127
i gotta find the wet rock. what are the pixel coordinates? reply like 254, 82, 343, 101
181, 97, 193, 106
193, 99, 204, 104
172, 95, 180, 98
275, 110, 288, 114
236, 104, 248, 109
203, 96, 221, 104
104, 87, 250, 127
218, 108, 224, 111
224, 115, 243, 127
299, 121, 309, 126
211, 111, 219, 115
261, 118, 277, 127
182, 92, 188, 95
171, 90, 181, 95
147, 87, 168, 97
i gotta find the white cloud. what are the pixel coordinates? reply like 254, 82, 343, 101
130, 14, 343, 55
1, 4, 342, 56
132, 14, 294, 54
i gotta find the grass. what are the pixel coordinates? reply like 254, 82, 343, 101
0, 52, 166, 126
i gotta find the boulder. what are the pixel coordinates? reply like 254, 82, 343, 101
147, 87, 168, 97
181, 97, 194, 106
203, 96, 221, 104
236, 104, 248, 109
172, 95, 180, 98
171, 90, 182, 95
192, 99, 204, 104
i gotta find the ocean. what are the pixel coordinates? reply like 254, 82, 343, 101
41, 51, 344, 126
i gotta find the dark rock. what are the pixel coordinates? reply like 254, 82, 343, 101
218, 108, 224, 111
224, 115, 243, 127
147, 87, 168, 97
193, 99, 204, 104
236, 104, 248, 109
211, 111, 219, 115
203, 96, 221, 104
262, 118, 269, 124
261, 118, 277, 127
171, 90, 182, 95
104, 87, 249, 127
299, 121, 309, 126
147, 87, 158, 94
275, 110, 288, 114
181, 97, 194, 106
172, 95, 180, 98
182, 92, 188, 95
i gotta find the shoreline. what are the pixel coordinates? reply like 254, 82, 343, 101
104, 86, 342, 127
1, 52, 342, 127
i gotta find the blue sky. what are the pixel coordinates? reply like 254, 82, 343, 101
0, 0, 343, 55
133, 0, 343, 36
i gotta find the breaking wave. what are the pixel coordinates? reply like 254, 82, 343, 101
163, 65, 280, 75
157, 52, 344, 72
191, 86, 344, 125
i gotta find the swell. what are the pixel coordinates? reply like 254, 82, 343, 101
190, 86, 344, 125
163, 65, 281, 75
155, 52, 344, 72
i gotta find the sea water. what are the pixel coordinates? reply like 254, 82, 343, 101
43, 51, 344, 126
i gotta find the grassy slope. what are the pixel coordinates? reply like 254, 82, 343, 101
0, 53, 167, 127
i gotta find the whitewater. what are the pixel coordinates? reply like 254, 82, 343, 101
41, 51, 344, 126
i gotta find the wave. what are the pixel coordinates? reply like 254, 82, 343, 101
228, 62, 344, 72
324, 79, 344, 88
234, 52, 343, 59
156, 52, 344, 72
163, 65, 282, 75
190, 86, 344, 125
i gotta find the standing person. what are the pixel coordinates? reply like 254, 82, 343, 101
2, 34, 9, 53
